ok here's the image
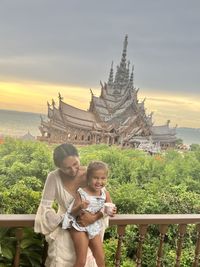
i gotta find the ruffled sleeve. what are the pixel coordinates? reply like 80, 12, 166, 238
34, 171, 64, 235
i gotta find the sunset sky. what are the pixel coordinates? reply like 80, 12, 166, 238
0, 1, 200, 128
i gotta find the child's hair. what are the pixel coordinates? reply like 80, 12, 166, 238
87, 160, 108, 180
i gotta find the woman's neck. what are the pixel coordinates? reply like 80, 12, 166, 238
59, 170, 78, 195
59, 170, 74, 181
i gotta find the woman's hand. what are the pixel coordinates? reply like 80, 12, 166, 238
79, 200, 89, 210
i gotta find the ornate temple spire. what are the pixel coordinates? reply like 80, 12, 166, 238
120, 34, 128, 68
129, 65, 134, 87
100, 80, 104, 89
89, 89, 95, 112
52, 99, 55, 108
108, 61, 114, 86
114, 35, 129, 91
125, 60, 130, 84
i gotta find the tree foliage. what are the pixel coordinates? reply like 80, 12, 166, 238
1, 139, 200, 266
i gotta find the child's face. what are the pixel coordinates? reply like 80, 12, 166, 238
88, 168, 107, 192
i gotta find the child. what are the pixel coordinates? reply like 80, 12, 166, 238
62, 160, 116, 267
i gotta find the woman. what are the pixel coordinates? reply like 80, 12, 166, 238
34, 143, 108, 267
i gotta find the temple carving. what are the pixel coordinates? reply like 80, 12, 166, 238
38, 35, 177, 149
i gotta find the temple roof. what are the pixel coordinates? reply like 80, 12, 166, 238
151, 125, 176, 135
48, 107, 63, 121
60, 100, 96, 122
47, 100, 106, 131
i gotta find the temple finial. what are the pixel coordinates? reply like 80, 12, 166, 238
120, 34, 128, 68
58, 92, 63, 101
149, 112, 154, 119
142, 97, 146, 103
90, 88, 94, 96
108, 61, 114, 86
52, 99, 55, 107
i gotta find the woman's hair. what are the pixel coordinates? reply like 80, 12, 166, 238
53, 143, 79, 167
87, 160, 108, 180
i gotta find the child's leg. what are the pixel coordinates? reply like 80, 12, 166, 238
89, 234, 105, 267
69, 228, 89, 267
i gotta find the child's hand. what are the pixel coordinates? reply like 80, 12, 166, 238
111, 206, 117, 217
80, 200, 89, 210
104, 202, 117, 217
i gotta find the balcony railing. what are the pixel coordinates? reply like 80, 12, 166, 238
1, 214, 200, 267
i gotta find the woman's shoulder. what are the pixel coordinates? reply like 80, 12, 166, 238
46, 169, 60, 182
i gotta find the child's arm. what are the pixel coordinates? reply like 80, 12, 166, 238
105, 190, 112, 203
70, 193, 89, 217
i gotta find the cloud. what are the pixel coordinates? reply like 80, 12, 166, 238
0, 0, 199, 127
0, 0, 200, 93
140, 93, 200, 127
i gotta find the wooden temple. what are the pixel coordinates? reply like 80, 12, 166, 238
38, 35, 177, 149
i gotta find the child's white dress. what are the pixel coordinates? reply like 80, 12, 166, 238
63, 187, 106, 239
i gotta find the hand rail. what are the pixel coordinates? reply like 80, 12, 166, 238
1, 214, 200, 227
1, 214, 200, 267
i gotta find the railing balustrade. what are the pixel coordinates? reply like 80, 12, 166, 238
1, 214, 200, 266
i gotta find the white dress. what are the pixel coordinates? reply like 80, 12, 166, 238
63, 187, 106, 239
34, 169, 108, 267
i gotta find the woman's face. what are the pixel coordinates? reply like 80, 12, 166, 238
59, 156, 80, 178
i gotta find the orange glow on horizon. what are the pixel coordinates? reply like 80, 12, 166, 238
0, 81, 100, 114
0, 81, 200, 128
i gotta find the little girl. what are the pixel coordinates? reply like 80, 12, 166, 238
62, 160, 116, 267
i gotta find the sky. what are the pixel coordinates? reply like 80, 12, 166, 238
0, 0, 200, 128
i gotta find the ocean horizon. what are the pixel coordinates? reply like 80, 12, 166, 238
0, 109, 45, 138
0, 109, 199, 145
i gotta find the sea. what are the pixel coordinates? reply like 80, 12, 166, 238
0, 109, 45, 138
0, 109, 200, 145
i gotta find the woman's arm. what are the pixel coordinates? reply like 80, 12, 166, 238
76, 210, 103, 227
34, 171, 63, 234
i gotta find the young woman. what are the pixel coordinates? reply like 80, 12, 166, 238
34, 143, 107, 267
